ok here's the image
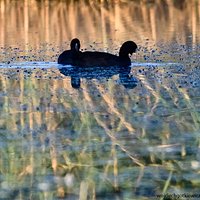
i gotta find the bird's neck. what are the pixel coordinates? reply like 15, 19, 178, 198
119, 48, 129, 58
119, 52, 129, 60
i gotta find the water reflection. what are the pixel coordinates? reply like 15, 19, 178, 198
59, 66, 138, 89
0, 59, 200, 199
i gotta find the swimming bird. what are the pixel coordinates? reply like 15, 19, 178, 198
58, 38, 81, 65
78, 41, 137, 67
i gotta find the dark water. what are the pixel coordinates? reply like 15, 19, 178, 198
0, 0, 200, 200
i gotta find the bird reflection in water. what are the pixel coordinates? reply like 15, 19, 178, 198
59, 66, 138, 89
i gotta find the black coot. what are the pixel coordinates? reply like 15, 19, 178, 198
78, 41, 137, 67
58, 38, 81, 65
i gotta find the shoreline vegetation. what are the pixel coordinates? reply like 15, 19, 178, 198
0, 0, 199, 48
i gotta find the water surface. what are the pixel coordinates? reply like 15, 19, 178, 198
0, 0, 200, 199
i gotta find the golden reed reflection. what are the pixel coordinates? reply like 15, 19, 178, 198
0, 0, 199, 49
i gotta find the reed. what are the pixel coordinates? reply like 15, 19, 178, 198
0, 0, 199, 49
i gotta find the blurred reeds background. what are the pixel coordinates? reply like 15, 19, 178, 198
0, 0, 199, 49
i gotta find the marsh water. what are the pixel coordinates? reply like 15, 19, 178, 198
0, 0, 200, 199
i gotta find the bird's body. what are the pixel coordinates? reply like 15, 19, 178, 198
58, 50, 77, 65
58, 39, 137, 67
79, 51, 130, 67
